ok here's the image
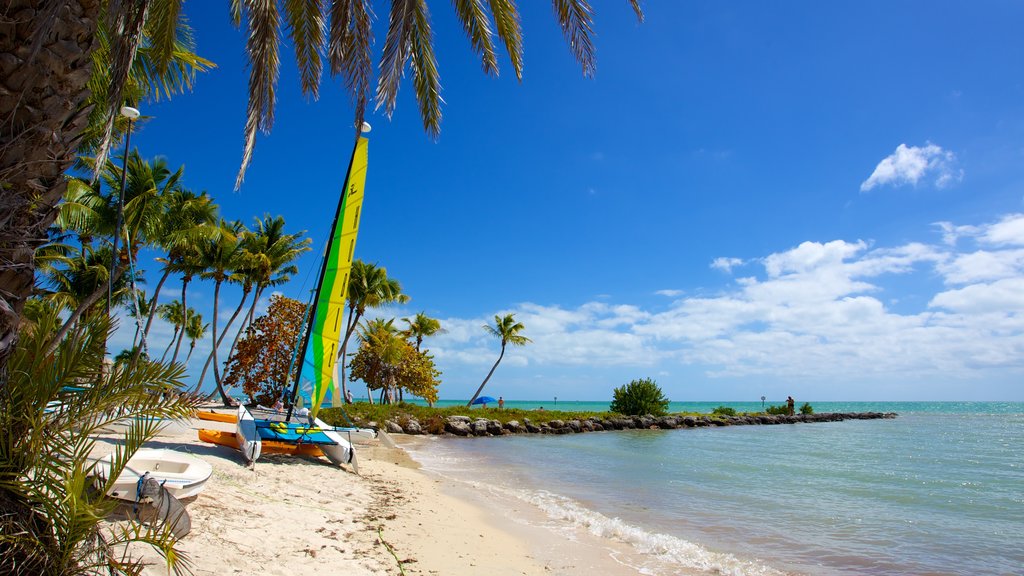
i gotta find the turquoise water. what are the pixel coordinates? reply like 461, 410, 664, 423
405, 402, 1024, 575
399, 398, 1024, 415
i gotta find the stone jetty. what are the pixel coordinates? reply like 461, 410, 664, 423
378, 412, 897, 437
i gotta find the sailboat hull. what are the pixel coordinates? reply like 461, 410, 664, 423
235, 405, 354, 468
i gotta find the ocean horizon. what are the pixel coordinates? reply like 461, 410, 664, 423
402, 401, 1023, 575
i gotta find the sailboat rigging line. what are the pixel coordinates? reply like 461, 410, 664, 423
286, 132, 366, 421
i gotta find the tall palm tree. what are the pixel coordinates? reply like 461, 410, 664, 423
133, 189, 219, 365
195, 219, 245, 404
338, 260, 410, 404
170, 243, 206, 364
1, 1, 642, 372
402, 311, 445, 352
45, 152, 182, 355
224, 215, 309, 367
467, 313, 531, 407
126, 288, 152, 348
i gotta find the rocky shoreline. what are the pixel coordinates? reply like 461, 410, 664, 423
379, 411, 898, 437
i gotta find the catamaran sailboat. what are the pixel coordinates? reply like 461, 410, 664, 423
235, 128, 371, 470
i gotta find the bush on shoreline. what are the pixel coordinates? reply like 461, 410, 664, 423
609, 378, 670, 416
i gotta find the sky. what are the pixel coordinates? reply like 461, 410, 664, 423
109, 1, 1024, 402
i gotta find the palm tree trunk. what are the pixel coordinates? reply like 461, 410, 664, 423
199, 280, 232, 405
170, 276, 189, 364
225, 285, 260, 371
467, 344, 506, 407
160, 328, 179, 362
186, 340, 197, 362
131, 267, 171, 365
0, 0, 103, 370
45, 267, 125, 356
212, 288, 249, 388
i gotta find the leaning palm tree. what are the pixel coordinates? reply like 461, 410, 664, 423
1, 1, 643, 372
467, 313, 531, 407
402, 311, 445, 352
338, 260, 410, 404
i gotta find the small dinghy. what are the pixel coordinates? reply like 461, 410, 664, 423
94, 448, 213, 501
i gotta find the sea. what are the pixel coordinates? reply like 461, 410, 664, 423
400, 401, 1023, 575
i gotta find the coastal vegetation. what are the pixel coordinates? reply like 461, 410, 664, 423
0, 307, 199, 573
609, 378, 670, 416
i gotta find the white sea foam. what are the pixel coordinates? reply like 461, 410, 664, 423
462, 478, 785, 576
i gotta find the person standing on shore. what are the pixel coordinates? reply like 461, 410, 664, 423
787, 396, 795, 415
498, 396, 505, 410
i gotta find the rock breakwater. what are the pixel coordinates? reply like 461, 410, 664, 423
380, 412, 897, 437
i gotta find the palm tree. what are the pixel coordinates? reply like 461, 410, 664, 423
184, 313, 208, 363
467, 313, 531, 407
224, 215, 309, 367
2, 305, 199, 574
402, 311, 445, 352
157, 299, 186, 362
126, 288, 153, 348
195, 220, 245, 404
133, 189, 219, 366
0, 1, 642, 371
45, 152, 182, 355
356, 318, 404, 404
338, 260, 410, 404
170, 243, 206, 364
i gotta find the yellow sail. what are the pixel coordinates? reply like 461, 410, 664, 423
299, 137, 368, 418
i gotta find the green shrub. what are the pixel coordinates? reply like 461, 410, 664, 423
765, 404, 789, 415
609, 378, 670, 416
712, 406, 737, 416
800, 402, 813, 415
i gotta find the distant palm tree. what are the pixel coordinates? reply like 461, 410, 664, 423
338, 261, 410, 404
467, 314, 531, 407
402, 312, 445, 352
184, 313, 208, 363
158, 300, 186, 363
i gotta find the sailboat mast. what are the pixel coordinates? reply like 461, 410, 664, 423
286, 130, 367, 420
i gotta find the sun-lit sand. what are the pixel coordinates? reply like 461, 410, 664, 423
92, 415, 554, 575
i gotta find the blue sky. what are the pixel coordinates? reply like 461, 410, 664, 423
110, 1, 1024, 401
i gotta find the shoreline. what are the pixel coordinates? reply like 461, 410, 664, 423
99, 417, 633, 575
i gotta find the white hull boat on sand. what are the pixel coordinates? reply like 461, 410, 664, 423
94, 448, 213, 501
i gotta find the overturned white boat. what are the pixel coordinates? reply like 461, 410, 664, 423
94, 448, 213, 501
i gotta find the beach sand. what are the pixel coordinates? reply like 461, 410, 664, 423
92, 416, 634, 576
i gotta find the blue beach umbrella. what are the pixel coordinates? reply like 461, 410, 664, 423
471, 396, 497, 406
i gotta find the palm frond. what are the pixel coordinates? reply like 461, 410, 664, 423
628, 0, 645, 23
145, 0, 183, 76
452, 0, 498, 75
374, 0, 417, 119
408, 0, 443, 137
236, 0, 282, 190
328, 0, 374, 135
488, 0, 523, 80
284, 0, 326, 99
92, 0, 151, 182
552, 0, 596, 77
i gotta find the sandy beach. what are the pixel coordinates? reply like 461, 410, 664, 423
92, 415, 630, 576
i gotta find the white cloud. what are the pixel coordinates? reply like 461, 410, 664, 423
655, 289, 683, 297
430, 213, 1024, 395
711, 257, 743, 273
860, 143, 963, 192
